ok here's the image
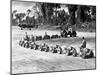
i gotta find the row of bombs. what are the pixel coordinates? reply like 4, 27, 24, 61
24, 34, 76, 42
30, 34, 62, 42
35, 34, 61, 41
19, 40, 94, 59
24, 31, 77, 42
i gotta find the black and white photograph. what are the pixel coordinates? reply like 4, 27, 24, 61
11, 0, 96, 74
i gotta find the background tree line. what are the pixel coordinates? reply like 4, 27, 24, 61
12, 3, 96, 31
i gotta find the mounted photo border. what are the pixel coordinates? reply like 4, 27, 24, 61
10, 0, 96, 75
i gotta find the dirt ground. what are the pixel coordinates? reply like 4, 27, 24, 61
11, 26, 96, 74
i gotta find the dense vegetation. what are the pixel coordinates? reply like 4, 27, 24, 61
12, 2, 96, 31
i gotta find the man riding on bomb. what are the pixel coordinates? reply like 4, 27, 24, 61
80, 37, 86, 50
30, 34, 34, 42
24, 32, 30, 41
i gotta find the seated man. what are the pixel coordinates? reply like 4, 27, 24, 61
41, 43, 47, 51
39, 43, 48, 51
79, 48, 94, 58
30, 34, 34, 42
45, 32, 47, 36
55, 45, 62, 54
24, 32, 30, 41
44, 44, 49, 52
30, 42, 36, 49
79, 37, 87, 55
31, 42, 39, 50
19, 38, 24, 46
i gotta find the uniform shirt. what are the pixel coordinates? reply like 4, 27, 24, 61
25, 35, 30, 41
31, 35, 34, 42
81, 40, 86, 48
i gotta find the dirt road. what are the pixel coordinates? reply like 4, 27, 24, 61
12, 26, 96, 74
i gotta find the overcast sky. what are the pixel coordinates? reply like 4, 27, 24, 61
12, 0, 36, 13
12, 0, 69, 13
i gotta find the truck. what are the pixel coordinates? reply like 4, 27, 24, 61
60, 25, 77, 37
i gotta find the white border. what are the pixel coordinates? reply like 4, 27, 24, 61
0, 0, 100, 75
